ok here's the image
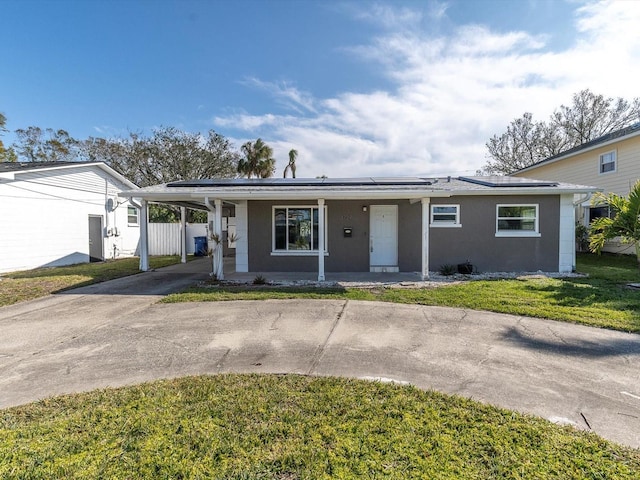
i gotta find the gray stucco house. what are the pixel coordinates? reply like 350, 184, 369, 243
121, 176, 595, 280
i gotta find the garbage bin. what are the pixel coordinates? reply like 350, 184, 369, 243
194, 236, 208, 256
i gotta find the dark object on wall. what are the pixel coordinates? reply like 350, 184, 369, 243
194, 236, 208, 256
457, 262, 473, 274
343, 228, 353, 238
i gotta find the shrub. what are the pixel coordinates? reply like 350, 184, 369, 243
439, 264, 457, 276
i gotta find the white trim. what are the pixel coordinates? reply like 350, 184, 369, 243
271, 205, 328, 254
421, 198, 430, 280
180, 207, 187, 264
517, 128, 640, 174
124, 185, 596, 203
495, 232, 542, 238
271, 251, 329, 257
139, 200, 149, 271
559, 194, 575, 272
214, 198, 224, 280
127, 205, 139, 226
598, 149, 617, 175
235, 201, 248, 272
496, 204, 539, 237
430, 204, 460, 227
2, 162, 139, 189
318, 198, 325, 281
369, 204, 398, 270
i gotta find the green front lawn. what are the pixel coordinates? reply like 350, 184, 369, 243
1, 374, 638, 479
0, 256, 184, 307
165, 254, 640, 333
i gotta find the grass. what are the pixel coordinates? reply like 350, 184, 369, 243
164, 253, 640, 333
0, 256, 184, 307
0, 374, 638, 479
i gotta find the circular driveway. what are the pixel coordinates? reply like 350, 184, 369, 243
0, 265, 639, 448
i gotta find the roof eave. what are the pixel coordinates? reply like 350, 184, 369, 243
517, 128, 640, 174
120, 186, 598, 202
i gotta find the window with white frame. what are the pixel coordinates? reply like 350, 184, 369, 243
127, 206, 139, 226
273, 206, 327, 253
496, 204, 539, 236
430, 204, 461, 227
599, 150, 616, 174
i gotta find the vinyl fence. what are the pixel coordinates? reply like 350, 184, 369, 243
148, 223, 208, 255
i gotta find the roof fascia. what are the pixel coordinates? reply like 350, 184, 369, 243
119, 186, 597, 202
4, 162, 138, 189
518, 128, 640, 174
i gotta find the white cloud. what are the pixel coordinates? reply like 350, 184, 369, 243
215, 0, 640, 178
352, 3, 423, 30
240, 77, 317, 114
427, 1, 449, 21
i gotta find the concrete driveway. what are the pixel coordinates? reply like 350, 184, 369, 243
0, 260, 639, 448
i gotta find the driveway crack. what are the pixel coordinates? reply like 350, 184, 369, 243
307, 300, 348, 375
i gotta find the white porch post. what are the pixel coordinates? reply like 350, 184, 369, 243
559, 194, 575, 273
180, 206, 187, 264
318, 198, 325, 281
214, 198, 224, 280
139, 200, 149, 272
235, 200, 248, 272
421, 198, 430, 280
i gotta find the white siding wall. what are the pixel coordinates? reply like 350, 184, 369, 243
0, 165, 140, 273
516, 134, 640, 254
515, 134, 640, 195
148, 223, 207, 255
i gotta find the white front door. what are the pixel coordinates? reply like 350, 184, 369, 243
370, 205, 398, 271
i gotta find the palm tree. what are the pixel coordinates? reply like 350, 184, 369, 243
237, 138, 275, 178
283, 148, 298, 178
589, 180, 640, 267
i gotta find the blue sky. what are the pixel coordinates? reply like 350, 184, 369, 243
2, 0, 639, 178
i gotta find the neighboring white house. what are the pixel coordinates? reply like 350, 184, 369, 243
0, 161, 140, 273
514, 123, 640, 253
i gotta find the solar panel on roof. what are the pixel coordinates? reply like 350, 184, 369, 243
167, 177, 437, 188
458, 176, 558, 188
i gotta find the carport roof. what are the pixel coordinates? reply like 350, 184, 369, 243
119, 175, 597, 210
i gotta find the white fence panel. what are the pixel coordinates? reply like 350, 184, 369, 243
148, 223, 208, 255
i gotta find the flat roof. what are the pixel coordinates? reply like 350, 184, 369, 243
167, 177, 439, 187
120, 176, 598, 209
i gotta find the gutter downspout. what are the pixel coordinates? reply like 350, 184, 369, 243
574, 193, 593, 228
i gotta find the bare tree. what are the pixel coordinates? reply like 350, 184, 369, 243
13, 126, 80, 162
484, 90, 640, 175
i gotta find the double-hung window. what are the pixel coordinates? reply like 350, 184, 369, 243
496, 204, 539, 237
127, 206, 139, 226
273, 206, 327, 254
599, 151, 616, 174
430, 204, 461, 227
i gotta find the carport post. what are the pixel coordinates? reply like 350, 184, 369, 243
421, 198, 430, 280
214, 198, 224, 280
139, 200, 149, 272
318, 198, 325, 281
180, 207, 187, 264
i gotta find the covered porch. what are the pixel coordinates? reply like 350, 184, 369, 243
127, 178, 437, 282
219, 257, 426, 284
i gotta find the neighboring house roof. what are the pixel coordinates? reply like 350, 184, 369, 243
0, 161, 138, 189
517, 122, 640, 174
119, 176, 597, 210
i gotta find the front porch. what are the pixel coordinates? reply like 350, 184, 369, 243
218, 256, 425, 285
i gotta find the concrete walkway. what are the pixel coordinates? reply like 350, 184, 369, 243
0, 260, 639, 448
